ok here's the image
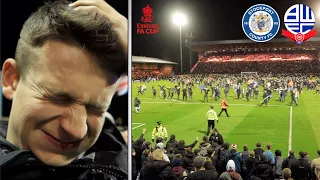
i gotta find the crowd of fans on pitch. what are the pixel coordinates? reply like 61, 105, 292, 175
192, 52, 320, 74
135, 73, 320, 103
132, 128, 320, 180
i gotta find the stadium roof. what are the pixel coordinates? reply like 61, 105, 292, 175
132, 56, 178, 65
186, 37, 320, 52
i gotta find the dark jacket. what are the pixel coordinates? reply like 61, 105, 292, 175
209, 133, 224, 146
133, 133, 145, 171
282, 155, 298, 169
182, 152, 196, 171
253, 148, 264, 160
140, 160, 178, 180
186, 170, 216, 180
176, 140, 198, 157
166, 136, 178, 151
132, 156, 138, 180
291, 158, 312, 180
0, 120, 128, 180
251, 161, 274, 180
205, 162, 219, 180
245, 157, 259, 179
217, 149, 229, 174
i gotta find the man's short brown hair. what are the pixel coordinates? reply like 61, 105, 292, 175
267, 144, 272, 150
15, 0, 126, 82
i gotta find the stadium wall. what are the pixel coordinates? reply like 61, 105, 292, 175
133, 63, 159, 70
159, 64, 173, 73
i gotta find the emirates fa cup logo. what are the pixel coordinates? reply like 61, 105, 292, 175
141, 4, 154, 23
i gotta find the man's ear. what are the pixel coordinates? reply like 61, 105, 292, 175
2, 58, 20, 100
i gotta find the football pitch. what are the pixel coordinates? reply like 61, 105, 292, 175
132, 81, 320, 159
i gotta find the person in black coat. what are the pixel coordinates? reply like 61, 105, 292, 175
251, 155, 274, 180
291, 152, 312, 180
132, 128, 146, 172
245, 151, 259, 180
140, 149, 178, 180
141, 149, 152, 167
282, 150, 298, 170
253, 142, 265, 160
206, 147, 218, 168
176, 137, 198, 157
132, 149, 138, 180
166, 134, 179, 150
217, 143, 230, 175
186, 156, 211, 180
204, 157, 219, 180
183, 147, 196, 172
209, 128, 224, 146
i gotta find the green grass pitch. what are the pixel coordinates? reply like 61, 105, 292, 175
132, 80, 320, 159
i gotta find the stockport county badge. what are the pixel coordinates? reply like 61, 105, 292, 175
242, 4, 280, 42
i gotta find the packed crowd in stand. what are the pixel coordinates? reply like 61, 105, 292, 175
133, 69, 172, 80
192, 52, 320, 74
200, 52, 315, 62
192, 60, 320, 74
132, 128, 320, 180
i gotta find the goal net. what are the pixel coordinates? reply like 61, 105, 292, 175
241, 72, 257, 77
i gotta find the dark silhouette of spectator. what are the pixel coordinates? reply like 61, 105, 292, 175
282, 150, 298, 170
251, 155, 274, 180
291, 152, 312, 180
140, 149, 178, 180
254, 143, 265, 160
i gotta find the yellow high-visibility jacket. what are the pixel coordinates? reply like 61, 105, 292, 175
206, 109, 218, 120
152, 125, 168, 140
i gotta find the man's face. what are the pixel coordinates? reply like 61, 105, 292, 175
4, 41, 118, 166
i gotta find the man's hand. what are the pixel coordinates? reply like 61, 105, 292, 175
183, 171, 188, 177
142, 128, 146, 134
69, 0, 128, 55
196, 136, 199, 141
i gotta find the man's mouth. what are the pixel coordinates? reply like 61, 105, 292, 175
43, 131, 82, 150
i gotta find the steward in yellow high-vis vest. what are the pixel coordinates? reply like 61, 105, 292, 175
152, 121, 168, 142
206, 106, 218, 135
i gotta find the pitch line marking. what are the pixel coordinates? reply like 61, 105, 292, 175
141, 101, 289, 107
289, 106, 293, 154
132, 123, 146, 130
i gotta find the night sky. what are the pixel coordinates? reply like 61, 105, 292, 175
132, 0, 320, 71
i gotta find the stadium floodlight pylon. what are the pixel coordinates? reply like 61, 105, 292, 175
241, 72, 258, 77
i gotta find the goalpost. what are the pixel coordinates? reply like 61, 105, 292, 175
241, 72, 258, 77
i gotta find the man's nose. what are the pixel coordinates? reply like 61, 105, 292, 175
59, 106, 88, 142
